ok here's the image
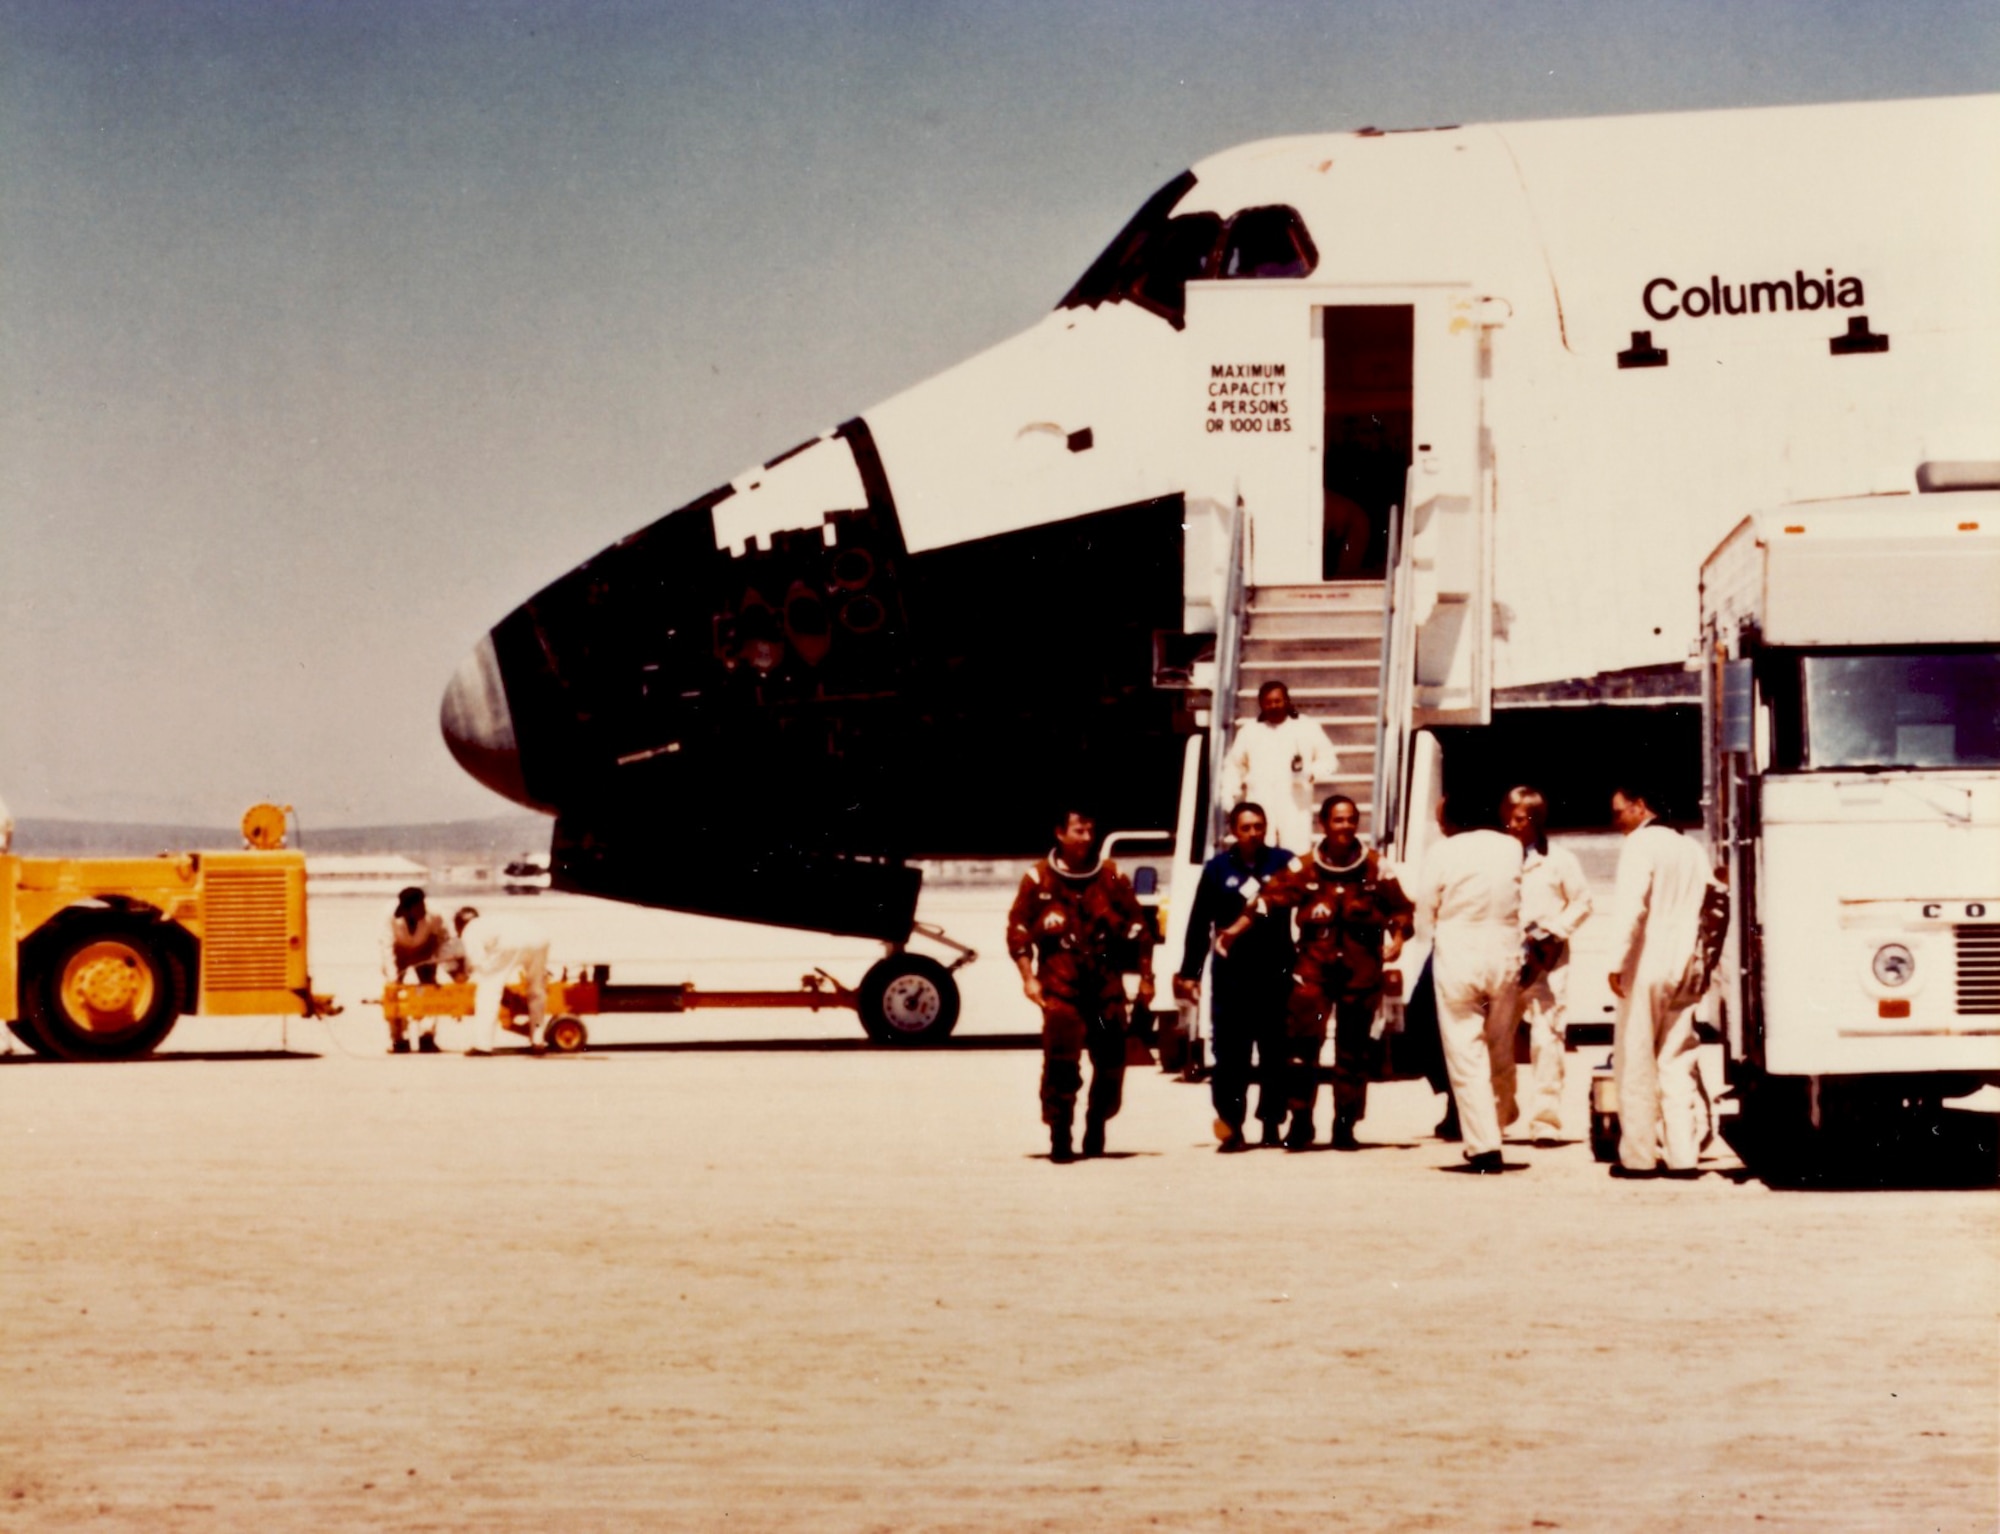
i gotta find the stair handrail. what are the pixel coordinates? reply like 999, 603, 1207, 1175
1205, 496, 1251, 853
1373, 496, 1414, 853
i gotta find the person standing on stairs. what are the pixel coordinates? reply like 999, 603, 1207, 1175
1222, 680, 1341, 856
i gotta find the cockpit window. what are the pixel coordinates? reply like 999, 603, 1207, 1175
1059, 172, 1319, 330
1124, 211, 1223, 322
1222, 205, 1318, 279
1058, 171, 1204, 322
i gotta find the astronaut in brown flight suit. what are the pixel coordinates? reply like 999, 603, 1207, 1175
1221, 795, 1413, 1150
1008, 808, 1156, 1164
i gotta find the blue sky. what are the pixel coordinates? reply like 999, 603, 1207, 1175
2, 0, 1993, 823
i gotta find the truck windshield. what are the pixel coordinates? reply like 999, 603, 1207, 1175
1799, 650, 2000, 770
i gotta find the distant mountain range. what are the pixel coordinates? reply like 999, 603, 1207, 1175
14, 813, 553, 860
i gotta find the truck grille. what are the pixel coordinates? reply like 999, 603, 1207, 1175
204, 868, 292, 989
1956, 926, 2000, 1015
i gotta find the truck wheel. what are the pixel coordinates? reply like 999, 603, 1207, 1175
857, 955, 959, 1046
1723, 1074, 1822, 1187
544, 1014, 589, 1053
27, 918, 182, 1062
6, 1017, 58, 1058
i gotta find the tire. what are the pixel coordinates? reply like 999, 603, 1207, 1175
1589, 1109, 1619, 1163
545, 1014, 589, 1054
25, 916, 183, 1062
1721, 1072, 1822, 1187
6, 1017, 59, 1058
857, 954, 960, 1046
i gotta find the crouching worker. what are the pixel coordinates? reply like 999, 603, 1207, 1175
453, 906, 552, 1056
1219, 796, 1413, 1151
1008, 807, 1156, 1163
382, 886, 453, 1054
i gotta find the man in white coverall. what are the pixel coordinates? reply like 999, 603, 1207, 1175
1412, 797, 1524, 1173
1504, 787, 1592, 1143
1603, 785, 1712, 1179
453, 907, 551, 1056
1222, 681, 1341, 854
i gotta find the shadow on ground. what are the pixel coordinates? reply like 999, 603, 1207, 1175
1723, 1107, 1999, 1192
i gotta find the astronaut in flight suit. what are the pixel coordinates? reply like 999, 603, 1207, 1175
1008, 808, 1156, 1163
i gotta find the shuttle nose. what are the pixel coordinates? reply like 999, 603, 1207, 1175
440, 634, 536, 808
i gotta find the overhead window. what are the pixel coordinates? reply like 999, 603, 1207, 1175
1221, 205, 1318, 279
1059, 174, 1319, 330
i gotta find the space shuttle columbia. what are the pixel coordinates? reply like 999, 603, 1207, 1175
441, 93, 2000, 950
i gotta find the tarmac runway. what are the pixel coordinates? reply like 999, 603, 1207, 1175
3, 890, 1995, 1530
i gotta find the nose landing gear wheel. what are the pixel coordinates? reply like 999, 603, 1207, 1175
858, 954, 960, 1046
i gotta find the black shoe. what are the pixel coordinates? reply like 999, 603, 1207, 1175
1050, 1123, 1075, 1164
1258, 1121, 1284, 1149
1464, 1150, 1505, 1174
416, 1035, 441, 1055
1608, 1163, 1660, 1180
1435, 1105, 1462, 1143
1330, 1116, 1360, 1152
1216, 1130, 1248, 1154
390, 1039, 410, 1055
1081, 1119, 1106, 1158
1284, 1117, 1315, 1152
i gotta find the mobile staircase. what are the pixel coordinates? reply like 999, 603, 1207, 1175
1161, 505, 1397, 1076
1231, 582, 1384, 829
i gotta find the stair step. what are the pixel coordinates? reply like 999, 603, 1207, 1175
1227, 708, 1378, 724
1243, 635, 1382, 655
1233, 657, 1380, 671
1219, 745, 1377, 762
1309, 729, 1378, 746
1252, 581, 1386, 605
1236, 686, 1379, 701
1246, 613, 1384, 640
1238, 668, 1380, 685
1248, 604, 1392, 620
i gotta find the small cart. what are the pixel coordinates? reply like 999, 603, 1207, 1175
376, 925, 977, 1052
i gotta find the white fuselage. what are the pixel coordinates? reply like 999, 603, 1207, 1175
717, 94, 1998, 699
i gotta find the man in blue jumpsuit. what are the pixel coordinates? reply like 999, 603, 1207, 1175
1173, 802, 1296, 1153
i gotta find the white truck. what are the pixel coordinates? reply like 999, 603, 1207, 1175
1698, 475, 2000, 1168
